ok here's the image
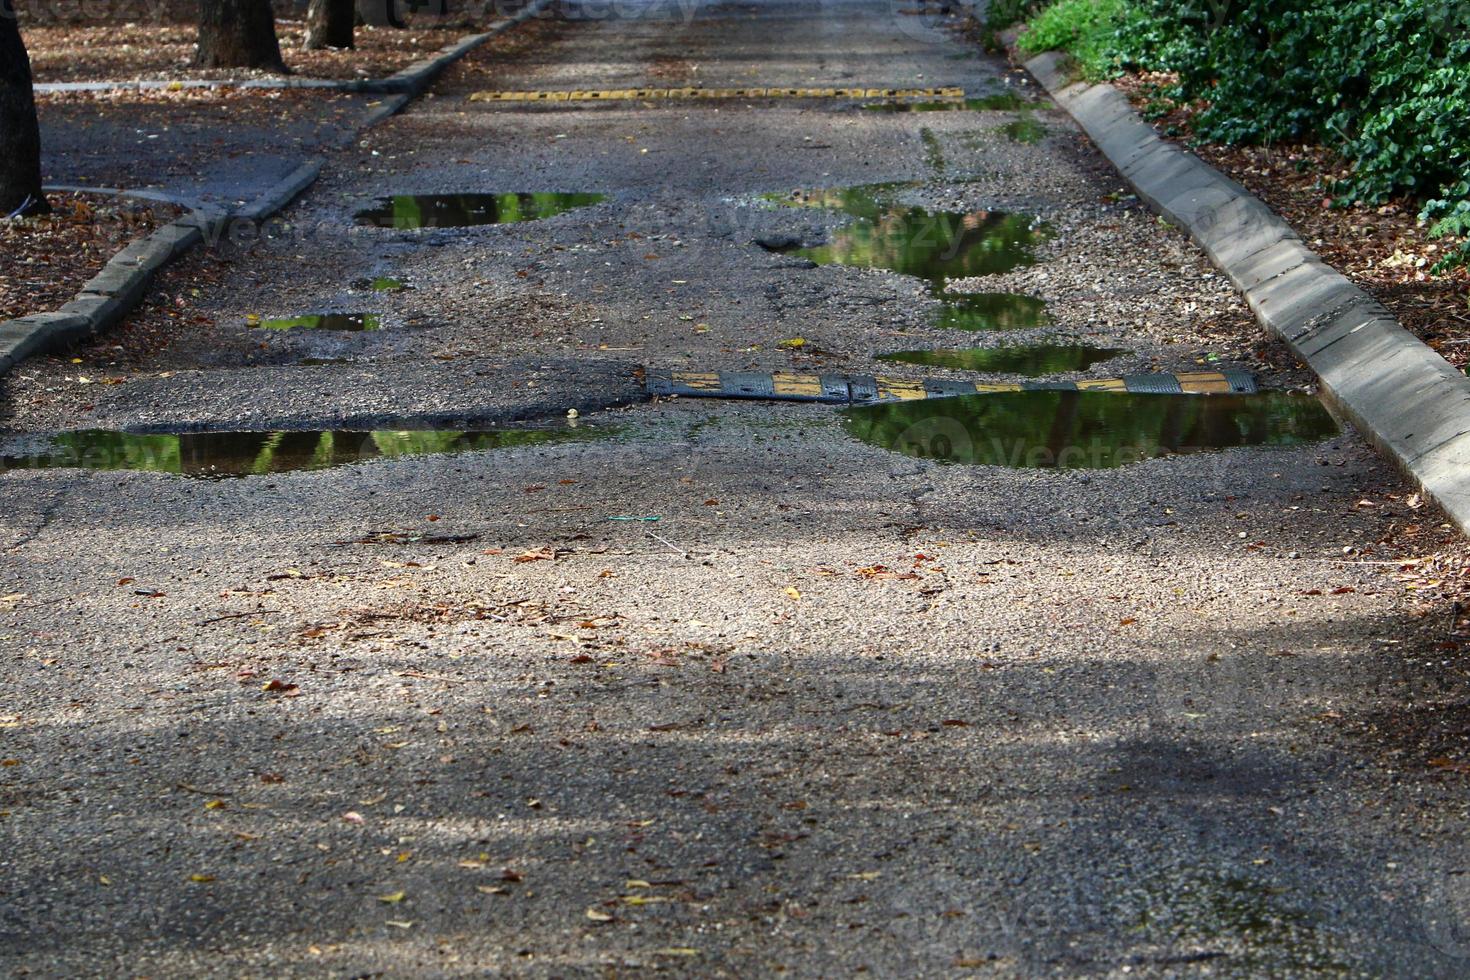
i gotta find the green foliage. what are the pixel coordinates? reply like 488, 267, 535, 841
984, 0, 1035, 30
1022, 0, 1470, 270
1017, 0, 1131, 78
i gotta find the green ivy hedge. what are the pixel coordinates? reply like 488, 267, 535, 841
1014, 0, 1470, 271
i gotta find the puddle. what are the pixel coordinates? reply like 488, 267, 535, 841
1, 426, 604, 478
876, 344, 1126, 375
765, 185, 1048, 286
936, 292, 1049, 331
355, 192, 606, 229
253, 313, 381, 332
860, 94, 1033, 112
843, 391, 1338, 468
1000, 117, 1046, 144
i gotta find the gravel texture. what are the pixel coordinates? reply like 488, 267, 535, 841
4, 1, 1470, 976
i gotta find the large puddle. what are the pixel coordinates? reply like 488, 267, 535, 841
935, 292, 1050, 331
876, 344, 1126, 375
843, 391, 1338, 469
765, 185, 1048, 286
355, 192, 606, 229
1, 427, 604, 478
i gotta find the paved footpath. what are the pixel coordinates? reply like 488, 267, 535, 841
4, 1, 1470, 975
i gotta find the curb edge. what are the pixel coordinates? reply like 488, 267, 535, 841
1023, 51, 1470, 534
2, 0, 554, 379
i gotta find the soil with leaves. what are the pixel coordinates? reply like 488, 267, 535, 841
21, 21, 477, 84
1113, 72, 1470, 371
1, 192, 180, 322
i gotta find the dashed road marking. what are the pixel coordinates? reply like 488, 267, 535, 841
645, 369, 1258, 403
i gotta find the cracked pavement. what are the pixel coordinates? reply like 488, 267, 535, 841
5, 1, 1470, 976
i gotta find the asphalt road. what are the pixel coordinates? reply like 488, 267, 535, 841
5, 1, 1470, 976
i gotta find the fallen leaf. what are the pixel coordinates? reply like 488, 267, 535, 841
377, 891, 406, 904
189, 874, 216, 883
784, 587, 802, 601
586, 908, 613, 921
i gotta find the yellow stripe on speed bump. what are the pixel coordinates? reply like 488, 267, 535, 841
467, 86, 967, 105
875, 379, 930, 401
1075, 377, 1129, 392
1176, 371, 1238, 393
771, 374, 826, 398
646, 369, 1259, 403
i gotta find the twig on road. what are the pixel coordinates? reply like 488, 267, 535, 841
648, 531, 691, 560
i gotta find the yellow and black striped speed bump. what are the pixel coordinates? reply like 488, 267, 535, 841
644, 369, 1257, 403
468, 86, 966, 105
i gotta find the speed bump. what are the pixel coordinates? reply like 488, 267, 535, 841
645, 368, 1258, 404
468, 86, 966, 105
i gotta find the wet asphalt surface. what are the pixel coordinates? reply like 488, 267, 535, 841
37, 90, 381, 211
6, 1, 1470, 976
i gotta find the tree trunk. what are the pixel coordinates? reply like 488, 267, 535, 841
195, 0, 287, 71
355, 0, 404, 29
304, 0, 354, 49
0, 0, 48, 216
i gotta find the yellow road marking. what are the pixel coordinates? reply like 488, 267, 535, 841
670, 371, 723, 391
652, 370, 1250, 401
874, 379, 930, 401
771, 374, 825, 398
1175, 372, 1234, 393
1075, 378, 1128, 391
468, 87, 966, 105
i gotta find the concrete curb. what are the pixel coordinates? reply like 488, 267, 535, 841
3, 1, 552, 378
1023, 49, 1470, 533
32, 0, 556, 97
